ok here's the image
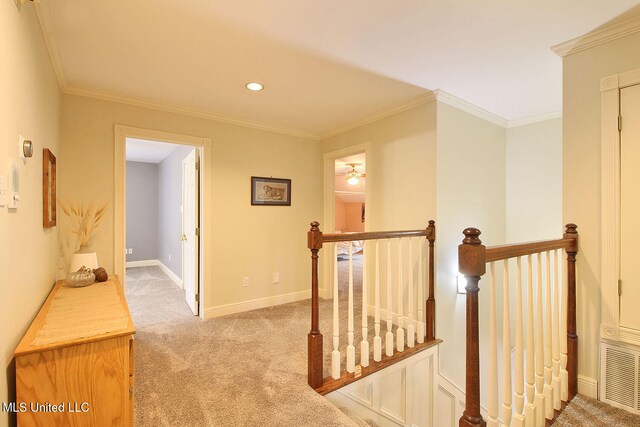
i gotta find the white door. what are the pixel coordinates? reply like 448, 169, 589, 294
620, 84, 640, 330
182, 149, 199, 316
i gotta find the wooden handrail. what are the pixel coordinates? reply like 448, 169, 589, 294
307, 220, 436, 390
485, 238, 574, 262
458, 224, 578, 427
319, 228, 434, 244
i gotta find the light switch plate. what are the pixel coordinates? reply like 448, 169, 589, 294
8, 191, 19, 209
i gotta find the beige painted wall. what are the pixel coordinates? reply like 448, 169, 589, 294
59, 94, 322, 312
506, 118, 563, 243
0, 3, 61, 426
322, 102, 438, 232
436, 101, 507, 394
563, 30, 640, 385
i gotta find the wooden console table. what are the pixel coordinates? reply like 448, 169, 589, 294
14, 276, 135, 426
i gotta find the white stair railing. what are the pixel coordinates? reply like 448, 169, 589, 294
360, 242, 370, 367
306, 221, 436, 390
457, 225, 579, 427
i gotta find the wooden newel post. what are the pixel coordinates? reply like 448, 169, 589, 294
426, 220, 436, 341
308, 221, 324, 388
564, 223, 578, 401
459, 228, 487, 427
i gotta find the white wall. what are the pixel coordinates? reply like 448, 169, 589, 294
506, 118, 562, 243
563, 28, 640, 388
59, 94, 322, 315
0, 3, 61, 427
435, 101, 507, 397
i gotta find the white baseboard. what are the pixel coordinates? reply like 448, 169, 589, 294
125, 259, 183, 288
319, 287, 331, 299
126, 259, 159, 268
578, 375, 598, 399
204, 290, 310, 319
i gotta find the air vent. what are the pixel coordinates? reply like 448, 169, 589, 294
600, 342, 640, 414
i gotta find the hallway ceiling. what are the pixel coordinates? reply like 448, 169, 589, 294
38, 1, 639, 138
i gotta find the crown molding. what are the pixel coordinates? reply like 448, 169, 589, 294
434, 90, 509, 128
318, 93, 436, 140
506, 111, 562, 128
552, 14, 640, 57
63, 85, 322, 140
34, 1, 68, 90
33, 1, 559, 142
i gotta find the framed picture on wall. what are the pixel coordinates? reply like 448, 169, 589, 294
251, 176, 291, 206
43, 148, 57, 228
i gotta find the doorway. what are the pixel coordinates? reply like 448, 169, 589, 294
321, 143, 371, 298
125, 138, 200, 316
115, 125, 211, 319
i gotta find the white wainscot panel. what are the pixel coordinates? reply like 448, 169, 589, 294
325, 345, 438, 427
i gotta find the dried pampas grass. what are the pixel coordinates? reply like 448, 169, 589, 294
60, 201, 108, 247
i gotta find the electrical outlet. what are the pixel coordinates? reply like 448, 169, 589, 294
124, 248, 128, 255
128, 248, 133, 254
273, 272, 280, 284
243, 277, 249, 287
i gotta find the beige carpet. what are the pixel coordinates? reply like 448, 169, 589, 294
554, 394, 640, 426
125, 266, 364, 427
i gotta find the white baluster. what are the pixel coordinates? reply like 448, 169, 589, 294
407, 238, 415, 348
552, 250, 561, 409
560, 250, 568, 401
513, 257, 525, 427
373, 240, 382, 362
525, 255, 537, 427
417, 239, 425, 344
502, 260, 513, 427
386, 239, 394, 357
346, 242, 356, 373
396, 239, 405, 352
331, 244, 341, 379
544, 251, 553, 419
488, 262, 499, 427
535, 253, 545, 427
361, 242, 370, 367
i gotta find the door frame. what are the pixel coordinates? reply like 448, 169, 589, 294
600, 69, 640, 345
115, 125, 211, 319
322, 142, 372, 299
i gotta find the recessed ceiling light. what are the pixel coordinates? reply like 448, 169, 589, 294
246, 82, 263, 91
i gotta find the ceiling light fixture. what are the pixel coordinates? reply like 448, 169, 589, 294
246, 82, 263, 91
345, 165, 362, 186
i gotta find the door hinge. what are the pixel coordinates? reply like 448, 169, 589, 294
195, 227, 200, 236
195, 161, 200, 171
618, 279, 622, 296
618, 115, 622, 132
196, 293, 200, 303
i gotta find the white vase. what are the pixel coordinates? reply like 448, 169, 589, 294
69, 246, 98, 272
